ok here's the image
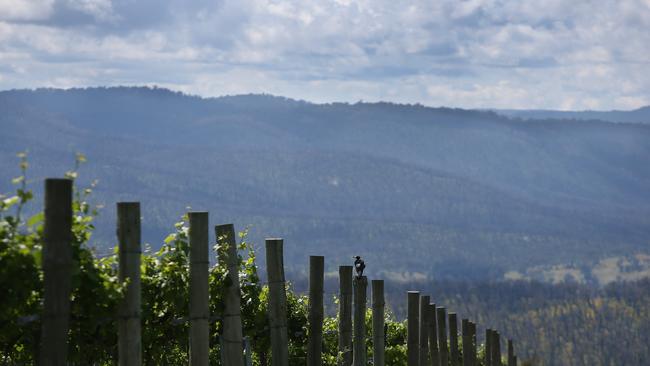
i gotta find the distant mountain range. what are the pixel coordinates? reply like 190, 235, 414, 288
494, 106, 650, 124
1, 87, 649, 283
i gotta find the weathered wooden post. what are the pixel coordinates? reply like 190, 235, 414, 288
428, 304, 439, 366
372, 280, 385, 366
485, 329, 492, 366
266, 238, 289, 366
493, 331, 501, 366
40, 179, 73, 366
407, 291, 420, 365
339, 266, 353, 366
189, 212, 209, 366
353, 276, 368, 366
436, 307, 448, 366
117, 202, 142, 366
462, 319, 470, 366
419, 295, 430, 366
469, 321, 477, 366
507, 339, 515, 366
449, 313, 460, 366
308, 256, 325, 366
217, 224, 245, 366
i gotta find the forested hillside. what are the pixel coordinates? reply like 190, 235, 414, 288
391, 279, 650, 366
2, 87, 650, 282
285, 276, 650, 366
496, 106, 650, 124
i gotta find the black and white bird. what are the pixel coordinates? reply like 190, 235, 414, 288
353, 256, 365, 278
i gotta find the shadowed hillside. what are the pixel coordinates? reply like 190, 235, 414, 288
2, 87, 650, 281
496, 106, 650, 124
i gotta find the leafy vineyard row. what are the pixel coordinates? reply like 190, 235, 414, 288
1, 155, 525, 365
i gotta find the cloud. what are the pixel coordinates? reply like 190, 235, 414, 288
62, 0, 118, 22
0, 0, 648, 110
0, 0, 55, 21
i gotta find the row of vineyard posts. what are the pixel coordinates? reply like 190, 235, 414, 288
40, 178, 520, 365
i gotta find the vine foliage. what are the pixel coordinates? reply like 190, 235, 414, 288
0, 153, 410, 365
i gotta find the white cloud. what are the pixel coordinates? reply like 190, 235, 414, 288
0, 0, 648, 110
0, 0, 55, 21
65, 0, 118, 22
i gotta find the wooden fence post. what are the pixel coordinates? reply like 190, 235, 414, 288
407, 291, 420, 365
40, 179, 73, 366
493, 331, 501, 366
372, 280, 385, 366
449, 313, 460, 366
353, 276, 368, 366
339, 266, 353, 366
436, 307, 448, 366
217, 224, 245, 366
485, 329, 492, 366
419, 295, 430, 366
308, 256, 325, 366
469, 321, 477, 366
189, 212, 209, 366
428, 303, 439, 366
507, 339, 515, 366
266, 238, 289, 366
117, 202, 142, 366
462, 319, 470, 366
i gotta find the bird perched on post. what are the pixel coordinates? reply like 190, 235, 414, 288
353, 256, 365, 278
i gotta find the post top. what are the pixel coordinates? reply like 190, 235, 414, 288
353, 275, 368, 285
45, 177, 72, 183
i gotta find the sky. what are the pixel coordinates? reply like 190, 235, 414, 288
0, 0, 649, 110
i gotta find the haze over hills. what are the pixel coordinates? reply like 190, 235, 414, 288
494, 106, 650, 124
2, 86, 650, 283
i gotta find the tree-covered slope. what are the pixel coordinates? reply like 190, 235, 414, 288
496, 106, 650, 124
2, 87, 649, 281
